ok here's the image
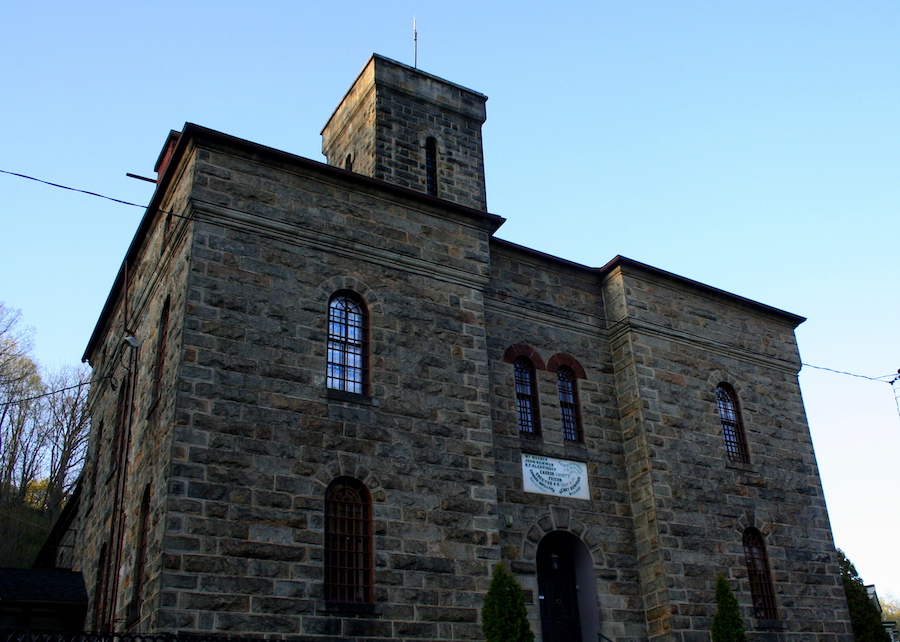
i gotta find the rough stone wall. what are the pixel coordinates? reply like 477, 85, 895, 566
76, 149, 195, 632
601, 261, 854, 642
321, 59, 377, 178
157, 141, 500, 639
485, 244, 647, 641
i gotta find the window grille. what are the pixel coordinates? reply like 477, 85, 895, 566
325, 478, 373, 604
743, 528, 778, 621
557, 367, 582, 442
151, 297, 170, 405
515, 357, 541, 437
94, 543, 110, 632
716, 384, 750, 463
425, 137, 438, 196
327, 293, 367, 395
127, 484, 152, 626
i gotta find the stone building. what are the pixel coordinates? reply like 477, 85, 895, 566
59, 54, 854, 641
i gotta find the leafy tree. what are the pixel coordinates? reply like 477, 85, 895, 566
0, 302, 91, 566
482, 562, 534, 642
838, 550, 890, 642
712, 574, 747, 642
880, 593, 900, 628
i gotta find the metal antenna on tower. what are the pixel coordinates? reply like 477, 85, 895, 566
413, 16, 418, 68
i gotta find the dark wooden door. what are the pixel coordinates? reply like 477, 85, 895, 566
537, 533, 582, 642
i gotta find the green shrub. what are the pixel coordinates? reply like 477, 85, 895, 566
838, 550, 890, 642
712, 574, 747, 642
482, 563, 534, 642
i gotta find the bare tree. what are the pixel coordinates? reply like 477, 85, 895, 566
0, 302, 33, 389
0, 302, 92, 565
42, 365, 91, 520
0, 303, 42, 508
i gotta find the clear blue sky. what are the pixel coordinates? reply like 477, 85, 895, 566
2, 1, 898, 598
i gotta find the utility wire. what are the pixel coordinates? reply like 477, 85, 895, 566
3, 168, 897, 393
1, 169, 151, 210
0, 379, 101, 409
0, 169, 191, 221
800, 363, 897, 383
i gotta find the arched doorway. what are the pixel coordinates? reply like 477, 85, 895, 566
536, 530, 598, 642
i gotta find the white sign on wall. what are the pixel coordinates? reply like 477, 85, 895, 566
521, 454, 590, 500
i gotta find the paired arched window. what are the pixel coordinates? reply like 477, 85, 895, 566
514, 357, 541, 438
505, 348, 586, 442
716, 383, 750, 463
327, 292, 368, 395
743, 528, 777, 621
557, 366, 583, 443
324, 477, 373, 604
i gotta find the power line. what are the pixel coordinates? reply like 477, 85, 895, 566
0, 379, 98, 409
3, 167, 897, 393
800, 363, 897, 383
1, 169, 151, 210
0, 169, 191, 221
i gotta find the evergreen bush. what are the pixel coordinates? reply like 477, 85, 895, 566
712, 574, 747, 642
482, 562, 535, 642
838, 550, 890, 642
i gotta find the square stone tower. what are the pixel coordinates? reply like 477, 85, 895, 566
321, 54, 488, 211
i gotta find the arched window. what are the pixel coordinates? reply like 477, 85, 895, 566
514, 356, 541, 438
94, 542, 111, 632
716, 383, 749, 463
743, 528, 777, 621
151, 296, 170, 407
325, 477, 373, 604
557, 366, 583, 443
126, 484, 152, 626
327, 292, 368, 395
425, 137, 438, 196
345, 154, 353, 172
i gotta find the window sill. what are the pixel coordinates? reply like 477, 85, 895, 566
320, 601, 380, 616
753, 618, 783, 630
519, 440, 589, 463
725, 460, 759, 474
146, 396, 160, 420
323, 388, 377, 406
125, 602, 140, 629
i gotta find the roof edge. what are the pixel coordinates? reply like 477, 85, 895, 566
82, 123, 506, 363
598, 255, 806, 327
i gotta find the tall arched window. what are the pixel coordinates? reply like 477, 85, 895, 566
151, 296, 170, 407
425, 137, 438, 196
557, 366, 582, 443
514, 356, 541, 438
327, 292, 368, 395
93, 543, 108, 631
126, 484, 152, 626
743, 528, 777, 621
716, 383, 750, 463
325, 477, 373, 604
